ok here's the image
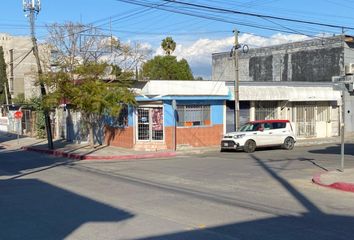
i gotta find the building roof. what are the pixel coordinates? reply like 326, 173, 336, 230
132, 80, 341, 103
133, 80, 230, 101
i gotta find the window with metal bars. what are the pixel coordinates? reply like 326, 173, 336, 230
255, 101, 277, 120
176, 105, 211, 127
317, 104, 330, 122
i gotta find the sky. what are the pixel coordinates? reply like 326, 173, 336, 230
1, 0, 354, 79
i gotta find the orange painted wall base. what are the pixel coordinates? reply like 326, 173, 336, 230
105, 124, 223, 150
165, 124, 223, 149
104, 126, 134, 148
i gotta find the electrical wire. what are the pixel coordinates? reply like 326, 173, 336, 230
114, 0, 317, 36
116, 0, 330, 35
158, 0, 354, 30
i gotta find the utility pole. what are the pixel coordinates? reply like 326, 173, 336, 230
232, 29, 240, 131
340, 86, 345, 171
340, 28, 346, 171
23, 0, 54, 149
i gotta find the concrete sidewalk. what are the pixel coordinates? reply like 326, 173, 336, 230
0, 134, 177, 161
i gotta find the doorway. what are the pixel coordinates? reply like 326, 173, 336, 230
137, 107, 164, 141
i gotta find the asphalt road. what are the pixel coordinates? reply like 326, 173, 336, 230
1, 142, 354, 240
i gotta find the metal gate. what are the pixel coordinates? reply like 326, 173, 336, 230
255, 101, 277, 120
294, 103, 316, 137
137, 107, 164, 141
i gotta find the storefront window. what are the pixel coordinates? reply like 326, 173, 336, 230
176, 105, 210, 127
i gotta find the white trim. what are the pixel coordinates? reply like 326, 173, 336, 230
135, 80, 229, 96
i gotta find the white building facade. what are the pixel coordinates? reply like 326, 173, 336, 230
224, 82, 343, 139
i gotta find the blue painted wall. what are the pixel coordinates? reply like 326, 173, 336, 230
164, 101, 175, 127
163, 100, 224, 127
128, 105, 134, 126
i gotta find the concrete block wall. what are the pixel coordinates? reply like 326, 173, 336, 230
344, 41, 354, 68
212, 36, 347, 82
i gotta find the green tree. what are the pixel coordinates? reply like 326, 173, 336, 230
0, 46, 10, 105
42, 62, 136, 147
141, 55, 194, 80
161, 37, 176, 56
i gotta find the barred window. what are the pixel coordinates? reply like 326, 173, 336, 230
177, 105, 211, 127
317, 105, 330, 122
255, 101, 277, 120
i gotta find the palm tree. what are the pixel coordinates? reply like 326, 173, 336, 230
161, 37, 176, 56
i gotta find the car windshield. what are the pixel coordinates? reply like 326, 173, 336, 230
238, 123, 260, 132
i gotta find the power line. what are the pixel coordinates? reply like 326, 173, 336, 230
115, 0, 321, 36
53, 0, 173, 41
158, 0, 354, 30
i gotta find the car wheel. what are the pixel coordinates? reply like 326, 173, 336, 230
244, 140, 256, 153
283, 137, 295, 150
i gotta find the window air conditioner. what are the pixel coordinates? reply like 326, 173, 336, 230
345, 63, 354, 75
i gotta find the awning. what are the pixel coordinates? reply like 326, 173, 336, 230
229, 86, 341, 102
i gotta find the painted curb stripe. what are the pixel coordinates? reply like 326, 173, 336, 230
312, 172, 354, 193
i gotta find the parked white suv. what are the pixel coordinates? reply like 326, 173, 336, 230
221, 120, 296, 153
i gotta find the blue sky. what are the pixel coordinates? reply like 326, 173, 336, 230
1, 0, 354, 78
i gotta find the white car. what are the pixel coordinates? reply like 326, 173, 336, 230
221, 120, 296, 153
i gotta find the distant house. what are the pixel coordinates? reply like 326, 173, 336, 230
0, 33, 41, 100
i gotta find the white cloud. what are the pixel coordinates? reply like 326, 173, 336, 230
240, 33, 310, 48
151, 33, 312, 79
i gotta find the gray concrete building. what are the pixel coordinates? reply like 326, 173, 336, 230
212, 35, 354, 82
212, 35, 354, 137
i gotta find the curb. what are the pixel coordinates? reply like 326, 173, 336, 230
312, 172, 354, 193
21, 146, 177, 161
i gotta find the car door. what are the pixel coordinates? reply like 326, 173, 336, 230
261, 122, 277, 145
270, 121, 287, 144
252, 123, 269, 146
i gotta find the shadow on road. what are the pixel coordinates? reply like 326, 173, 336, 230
134, 155, 354, 240
0, 179, 133, 240
2, 138, 354, 239
0, 148, 70, 177
309, 143, 354, 156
